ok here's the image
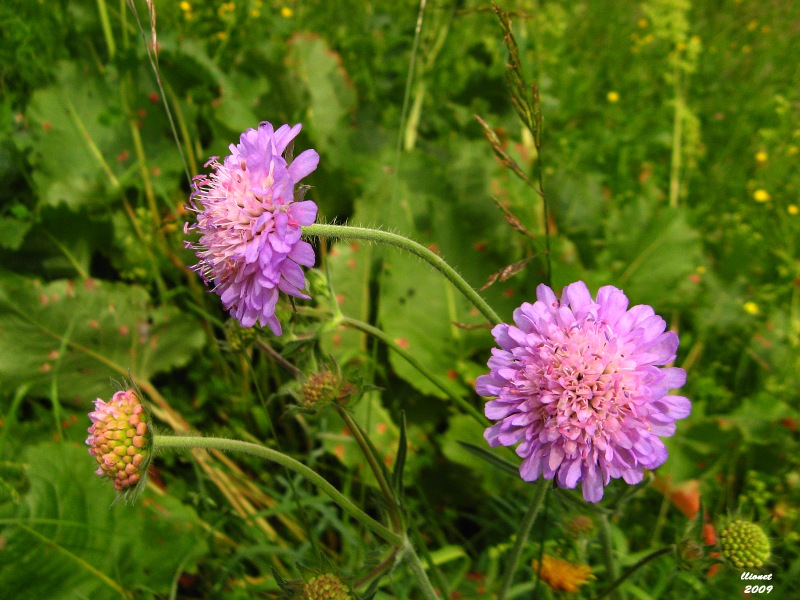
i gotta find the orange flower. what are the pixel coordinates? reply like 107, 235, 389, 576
533, 554, 594, 593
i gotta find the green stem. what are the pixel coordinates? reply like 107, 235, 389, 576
340, 316, 487, 427
599, 513, 622, 600
497, 480, 548, 600
402, 537, 440, 600
596, 545, 675, 600
303, 223, 502, 326
333, 404, 403, 533
153, 435, 402, 546
96, 0, 116, 60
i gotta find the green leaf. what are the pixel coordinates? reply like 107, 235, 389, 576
286, 34, 357, 168
320, 393, 426, 488
602, 203, 702, 308
392, 411, 408, 498
0, 275, 205, 404
318, 241, 373, 362
441, 414, 517, 494
21, 61, 128, 212
0, 216, 32, 251
378, 251, 467, 398
0, 442, 208, 599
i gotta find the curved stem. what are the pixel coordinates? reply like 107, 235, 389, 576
340, 316, 487, 427
303, 223, 502, 326
153, 435, 402, 546
333, 404, 403, 533
596, 545, 675, 600
497, 480, 548, 600
402, 537, 440, 600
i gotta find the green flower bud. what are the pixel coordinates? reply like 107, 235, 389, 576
301, 371, 356, 409
720, 520, 770, 569
302, 573, 352, 600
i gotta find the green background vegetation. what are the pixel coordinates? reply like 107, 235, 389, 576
1, 0, 798, 597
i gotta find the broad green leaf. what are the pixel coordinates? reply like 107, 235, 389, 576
286, 34, 357, 168
0, 442, 207, 599
22, 61, 128, 212
0, 217, 32, 251
318, 241, 373, 362
0, 275, 205, 404
602, 202, 702, 308
378, 251, 467, 398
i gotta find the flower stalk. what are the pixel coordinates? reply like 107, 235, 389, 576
333, 404, 403, 533
496, 480, 548, 600
303, 223, 502, 326
154, 435, 402, 546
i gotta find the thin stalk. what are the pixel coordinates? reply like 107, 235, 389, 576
303, 223, 502, 326
599, 513, 622, 600
340, 315, 487, 426
96, 0, 116, 60
534, 137, 551, 288
333, 404, 403, 533
596, 546, 676, 600
354, 546, 400, 589
496, 480, 548, 600
154, 435, 402, 546
402, 537, 440, 600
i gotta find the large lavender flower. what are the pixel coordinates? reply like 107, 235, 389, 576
185, 122, 319, 334
476, 281, 691, 502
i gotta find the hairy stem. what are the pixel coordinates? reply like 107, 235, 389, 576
154, 435, 402, 546
303, 223, 502, 326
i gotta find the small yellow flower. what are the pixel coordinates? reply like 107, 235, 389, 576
753, 189, 771, 203
747, 20, 759, 31
788, 146, 798, 156
696, 266, 707, 275
281, 6, 294, 18
743, 302, 759, 316
250, 8, 260, 17
755, 151, 768, 163
215, 31, 229, 41
533, 554, 595, 593
638, 18, 649, 28
788, 205, 799, 215
607, 91, 620, 103
179, 1, 191, 12
742, 44, 752, 54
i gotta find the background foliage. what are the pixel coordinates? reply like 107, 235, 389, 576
1, 0, 799, 598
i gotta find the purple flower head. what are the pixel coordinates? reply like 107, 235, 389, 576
185, 121, 320, 335
476, 281, 691, 502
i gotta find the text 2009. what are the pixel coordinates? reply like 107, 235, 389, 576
744, 585, 773, 594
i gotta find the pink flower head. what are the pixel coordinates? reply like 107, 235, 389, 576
86, 389, 151, 494
476, 281, 691, 502
185, 121, 320, 334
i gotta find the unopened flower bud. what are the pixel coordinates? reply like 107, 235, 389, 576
86, 389, 152, 495
301, 371, 356, 409
719, 520, 770, 569
302, 573, 352, 600
565, 514, 595, 538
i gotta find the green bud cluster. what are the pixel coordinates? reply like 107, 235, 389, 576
720, 520, 770, 569
86, 389, 151, 492
301, 371, 355, 408
302, 573, 352, 600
